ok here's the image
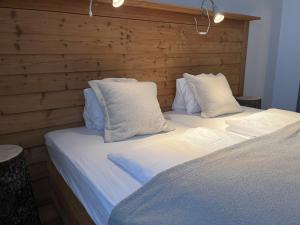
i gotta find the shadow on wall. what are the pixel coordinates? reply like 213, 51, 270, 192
272, 0, 300, 111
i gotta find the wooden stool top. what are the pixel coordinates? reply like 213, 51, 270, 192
0, 145, 23, 163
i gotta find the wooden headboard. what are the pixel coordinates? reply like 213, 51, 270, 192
0, 0, 259, 215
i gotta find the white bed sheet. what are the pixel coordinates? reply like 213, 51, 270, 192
45, 107, 260, 225
46, 122, 189, 225
165, 106, 261, 131
226, 108, 300, 137
107, 127, 246, 184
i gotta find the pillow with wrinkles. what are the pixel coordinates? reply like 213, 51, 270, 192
84, 78, 137, 131
173, 74, 215, 114
184, 73, 242, 118
89, 81, 174, 142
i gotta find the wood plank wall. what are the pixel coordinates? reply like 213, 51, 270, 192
0, 0, 256, 223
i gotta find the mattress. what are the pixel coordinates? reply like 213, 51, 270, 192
45, 107, 260, 225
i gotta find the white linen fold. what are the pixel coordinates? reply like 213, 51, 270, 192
226, 108, 300, 137
108, 128, 245, 184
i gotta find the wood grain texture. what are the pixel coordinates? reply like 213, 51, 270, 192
0, 122, 83, 148
0, 107, 83, 135
0, 54, 241, 75
239, 22, 250, 95
0, 0, 256, 223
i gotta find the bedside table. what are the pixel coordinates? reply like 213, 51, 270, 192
0, 145, 41, 225
236, 96, 262, 109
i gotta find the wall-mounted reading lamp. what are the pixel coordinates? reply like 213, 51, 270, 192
195, 0, 225, 35
89, 0, 125, 16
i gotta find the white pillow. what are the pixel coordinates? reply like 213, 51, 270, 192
83, 88, 104, 132
174, 74, 214, 114
178, 78, 201, 114
89, 81, 173, 142
172, 79, 186, 112
83, 78, 137, 131
183, 73, 242, 118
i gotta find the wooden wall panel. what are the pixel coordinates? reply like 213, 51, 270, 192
0, 0, 258, 220
0, 107, 83, 135
0, 54, 241, 75
0, 122, 84, 148
0, 91, 84, 114
0, 72, 100, 95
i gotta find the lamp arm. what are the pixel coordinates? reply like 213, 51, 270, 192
194, 7, 211, 35
201, 0, 217, 13
196, 0, 224, 35
89, 0, 93, 16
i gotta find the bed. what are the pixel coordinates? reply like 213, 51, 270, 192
45, 106, 260, 225
46, 95, 300, 225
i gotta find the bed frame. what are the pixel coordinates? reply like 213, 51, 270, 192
40, 0, 260, 224
48, 161, 96, 225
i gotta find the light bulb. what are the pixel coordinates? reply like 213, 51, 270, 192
214, 12, 225, 23
112, 0, 125, 8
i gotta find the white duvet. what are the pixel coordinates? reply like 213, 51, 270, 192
108, 127, 245, 184
226, 108, 300, 137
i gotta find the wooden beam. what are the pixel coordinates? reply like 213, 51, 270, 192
98, 0, 261, 21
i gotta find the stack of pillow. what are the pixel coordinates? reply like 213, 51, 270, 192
83, 78, 173, 143
83, 74, 241, 142
172, 73, 242, 118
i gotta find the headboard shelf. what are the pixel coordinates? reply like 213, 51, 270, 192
0, 0, 260, 27
97, 0, 260, 21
